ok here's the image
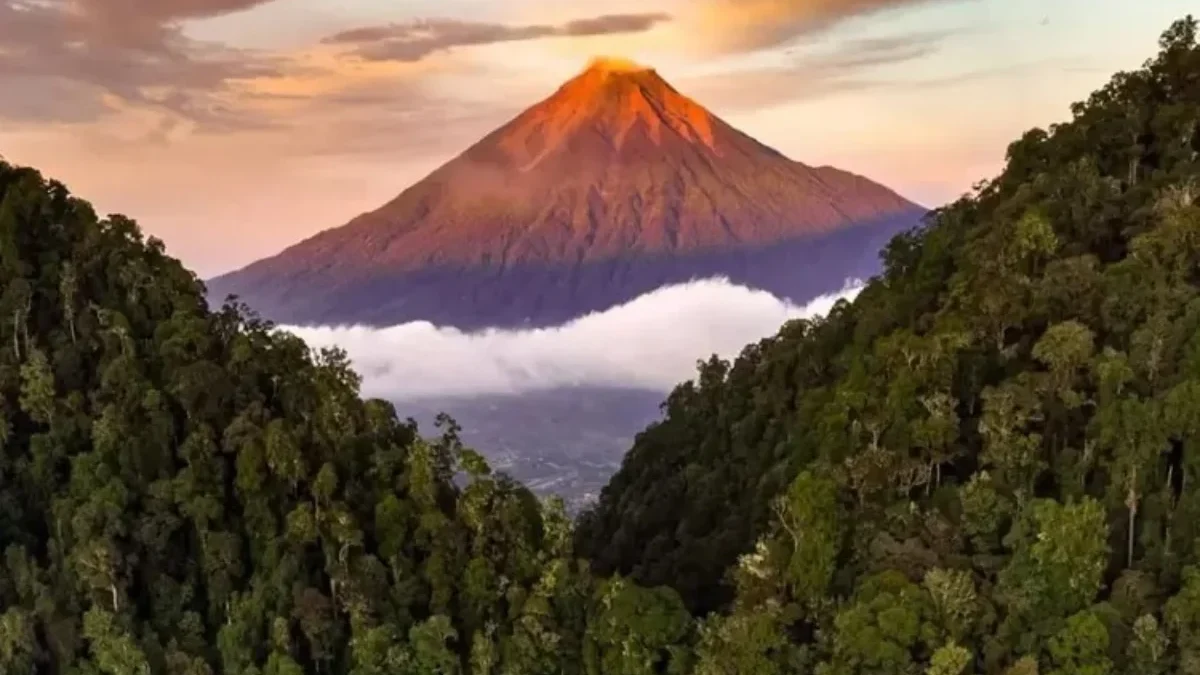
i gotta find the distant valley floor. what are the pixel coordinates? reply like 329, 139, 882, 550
286, 278, 870, 512
402, 387, 667, 511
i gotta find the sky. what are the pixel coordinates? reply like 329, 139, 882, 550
0, 0, 1193, 278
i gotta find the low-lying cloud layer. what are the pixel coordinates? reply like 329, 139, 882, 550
285, 278, 862, 401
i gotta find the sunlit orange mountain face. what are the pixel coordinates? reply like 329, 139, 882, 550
208, 57, 926, 329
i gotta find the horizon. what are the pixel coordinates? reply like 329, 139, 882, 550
0, 0, 1192, 277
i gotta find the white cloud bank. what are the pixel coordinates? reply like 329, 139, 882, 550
284, 277, 863, 401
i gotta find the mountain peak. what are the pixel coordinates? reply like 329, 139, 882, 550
208, 54, 924, 330
558, 56, 668, 99
583, 56, 652, 75
499, 59, 716, 162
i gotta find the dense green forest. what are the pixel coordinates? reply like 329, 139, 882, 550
1, 14, 1199, 675
577, 13, 1200, 672
0, 151, 704, 671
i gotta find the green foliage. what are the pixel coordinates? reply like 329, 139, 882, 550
1045, 611, 1111, 675
998, 498, 1109, 631
0, 157, 694, 673
775, 470, 843, 607
584, 578, 692, 675
816, 571, 938, 675
574, 14, 1200, 675
924, 569, 981, 643
1127, 615, 1168, 675
690, 601, 798, 675
928, 643, 973, 675
3, 13, 1200, 675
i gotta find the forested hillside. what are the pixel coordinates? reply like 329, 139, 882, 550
0, 162, 695, 672
4, 15, 1200, 675
577, 15, 1200, 671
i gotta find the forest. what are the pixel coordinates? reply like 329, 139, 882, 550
0, 13, 1198, 675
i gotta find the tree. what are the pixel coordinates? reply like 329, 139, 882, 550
1127, 614, 1169, 675
924, 569, 980, 644
998, 498, 1109, 642
82, 608, 151, 675
691, 601, 796, 675
0, 608, 38, 673
772, 471, 843, 609
817, 571, 936, 675
1044, 611, 1111, 675
584, 578, 692, 675
927, 643, 972, 675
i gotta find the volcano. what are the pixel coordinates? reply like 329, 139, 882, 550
207, 57, 926, 329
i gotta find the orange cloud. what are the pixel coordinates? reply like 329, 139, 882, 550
678, 30, 951, 110
688, 0, 954, 53
0, 0, 279, 128
321, 13, 672, 63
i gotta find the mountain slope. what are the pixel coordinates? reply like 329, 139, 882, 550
5, 16, 1200, 675
207, 58, 924, 329
576, 15, 1200, 631
0, 158, 695, 674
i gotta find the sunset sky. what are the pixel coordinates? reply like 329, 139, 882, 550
0, 0, 1191, 277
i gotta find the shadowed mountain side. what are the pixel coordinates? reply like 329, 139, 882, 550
208, 209, 922, 329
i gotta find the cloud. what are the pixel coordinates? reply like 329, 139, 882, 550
219, 52, 523, 160
70, 0, 276, 50
691, 0, 959, 53
283, 278, 863, 401
561, 13, 673, 37
683, 29, 946, 109
0, 3, 671, 137
677, 27, 1058, 113
0, 0, 279, 126
323, 13, 673, 63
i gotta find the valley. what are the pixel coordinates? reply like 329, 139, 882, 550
404, 387, 665, 511
0, 7, 1195, 674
